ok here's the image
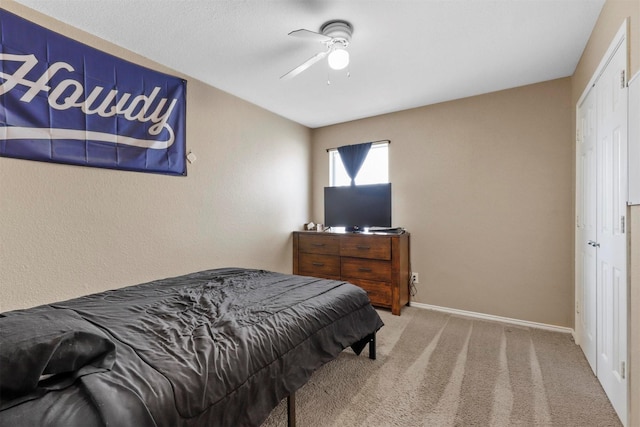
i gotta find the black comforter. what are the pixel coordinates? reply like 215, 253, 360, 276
0, 268, 383, 426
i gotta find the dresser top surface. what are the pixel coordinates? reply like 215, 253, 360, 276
294, 229, 408, 237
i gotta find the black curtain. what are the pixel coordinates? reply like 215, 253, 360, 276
337, 142, 372, 186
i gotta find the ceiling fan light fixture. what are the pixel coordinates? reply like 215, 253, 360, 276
281, 19, 353, 79
328, 48, 349, 70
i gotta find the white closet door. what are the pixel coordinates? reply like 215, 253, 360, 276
577, 87, 598, 373
595, 42, 628, 426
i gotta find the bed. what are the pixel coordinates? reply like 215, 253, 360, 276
0, 267, 383, 426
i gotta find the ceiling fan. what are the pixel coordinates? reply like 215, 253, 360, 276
280, 20, 353, 80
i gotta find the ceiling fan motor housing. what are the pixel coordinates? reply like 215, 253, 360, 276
321, 20, 352, 47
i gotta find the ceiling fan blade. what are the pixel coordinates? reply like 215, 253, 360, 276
280, 50, 329, 80
288, 29, 332, 43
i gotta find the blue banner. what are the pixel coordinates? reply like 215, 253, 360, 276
0, 9, 187, 175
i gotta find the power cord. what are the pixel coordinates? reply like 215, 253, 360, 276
408, 236, 417, 297
409, 273, 417, 297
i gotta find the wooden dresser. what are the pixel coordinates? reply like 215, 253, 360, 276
293, 231, 410, 315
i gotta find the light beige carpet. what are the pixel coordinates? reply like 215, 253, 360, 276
262, 306, 621, 427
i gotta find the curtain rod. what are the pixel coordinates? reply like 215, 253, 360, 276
325, 139, 390, 152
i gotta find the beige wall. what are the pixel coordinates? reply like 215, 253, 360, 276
570, 0, 639, 424
312, 78, 574, 327
0, 2, 311, 312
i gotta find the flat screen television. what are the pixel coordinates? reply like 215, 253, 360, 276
324, 183, 391, 232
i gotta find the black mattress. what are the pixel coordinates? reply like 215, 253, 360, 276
0, 268, 383, 426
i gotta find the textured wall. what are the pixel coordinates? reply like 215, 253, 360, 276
312, 78, 573, 327
0, 2, 311, 312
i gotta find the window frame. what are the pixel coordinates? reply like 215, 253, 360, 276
329, 142, 389, 187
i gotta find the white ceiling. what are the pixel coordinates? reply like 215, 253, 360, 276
14, 0, 605, 128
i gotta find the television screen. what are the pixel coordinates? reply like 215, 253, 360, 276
324, 183, 391, 231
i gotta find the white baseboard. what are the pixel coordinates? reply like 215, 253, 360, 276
409, 302, 575, 335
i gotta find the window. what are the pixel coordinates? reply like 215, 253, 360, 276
329, 142, 389, 186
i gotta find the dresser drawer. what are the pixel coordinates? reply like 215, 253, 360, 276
341, 258, 391, 282
298, 234, 340, 255
340, 235, 391, 260
348, 278, 392, 307
298, 253, 340, 279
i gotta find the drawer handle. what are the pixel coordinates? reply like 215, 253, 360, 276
358, 267, 372, 272
312, 243, 326, 247
356, 245, 370, 250
312, 262, 325, 267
